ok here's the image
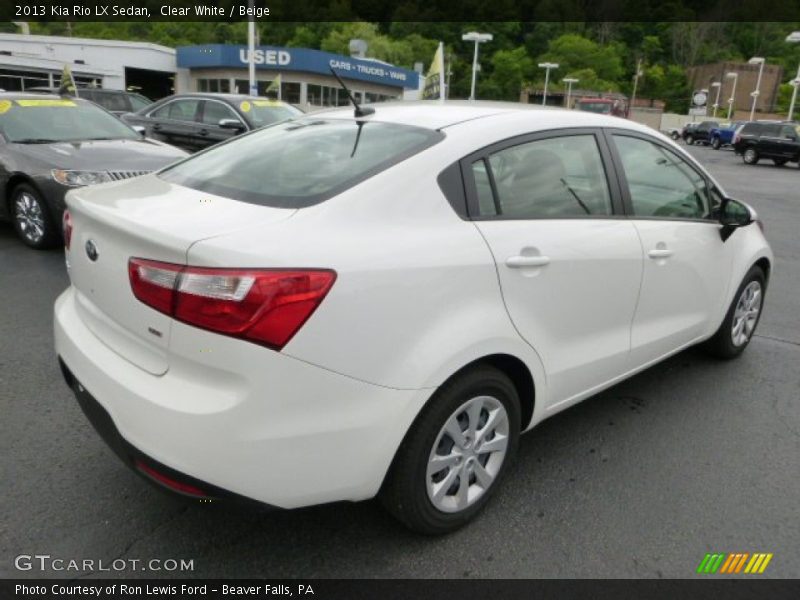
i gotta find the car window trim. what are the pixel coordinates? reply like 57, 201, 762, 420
146, 98, 202, 123
198, 98, 248, 129
602, 128, 721, 225
458, 127, 625, 221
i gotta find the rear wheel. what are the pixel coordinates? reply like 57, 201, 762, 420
711, 137, 722, 150
685, 135, 694, 145
10, 183, 59, 249
381, 365, 520, 534
703, 266, 765, 359
743, 147, 759, 164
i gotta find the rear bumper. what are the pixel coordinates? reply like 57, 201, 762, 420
54, 286, 428, 509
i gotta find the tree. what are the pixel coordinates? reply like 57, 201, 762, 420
538, 34, 624, 82
487, 47, 533, 100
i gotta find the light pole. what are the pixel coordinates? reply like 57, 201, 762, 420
748, 56, 765, 121
725, 71, 738, 120
630, 58, 643, 117
538, 62, 559, 106
563, 77, 578, 108
462, 32, 493, 101
710, 81, 721, 118
786, 31, 800, 121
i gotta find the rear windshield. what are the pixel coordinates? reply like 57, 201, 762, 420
160, 118, 443, 208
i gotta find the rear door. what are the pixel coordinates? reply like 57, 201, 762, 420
143, 98, 203, 152
464, 129, 643, 405
606, 130, 733, 366
197, 99, 245, 149
757, 123, 783, 158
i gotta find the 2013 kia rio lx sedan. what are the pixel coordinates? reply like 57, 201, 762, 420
54, 102, 773, 534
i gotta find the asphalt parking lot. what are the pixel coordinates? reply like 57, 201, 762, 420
1, 141, 798, 579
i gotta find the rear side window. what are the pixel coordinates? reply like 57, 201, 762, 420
92, 92, 129, 112
160, 119, 443, 208
473, 134, 613, 218
739, 123, 760, 136
761, 124, 781, 137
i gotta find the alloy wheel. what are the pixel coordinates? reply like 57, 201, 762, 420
426, 395, 509, 513
731, 281, 762, 347
14, 192, 45, 244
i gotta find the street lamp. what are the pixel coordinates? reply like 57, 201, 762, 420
786, 31, 800, 121
563, 77, 578, 108
710, 81, 721, 118
748, 56, 765, 121
630, 59, 643, 116
462, 32, 493, 101
725, 71, 738, 120
538, 62, 559, 106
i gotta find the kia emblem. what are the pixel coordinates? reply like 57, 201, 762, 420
85, 239, 99, 262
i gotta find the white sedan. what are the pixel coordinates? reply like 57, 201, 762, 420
55, 102, 772, 534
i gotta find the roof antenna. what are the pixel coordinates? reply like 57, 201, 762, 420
329, 67, 375, 118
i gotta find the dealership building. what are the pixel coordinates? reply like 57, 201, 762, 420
0, 33, 422, 106
0, 33, 176, 99
174, 44, 422, 106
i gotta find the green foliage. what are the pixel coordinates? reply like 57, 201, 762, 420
16, 21, 800, 109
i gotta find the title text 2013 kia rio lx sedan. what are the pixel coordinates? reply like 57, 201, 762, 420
55, 102, 773, 534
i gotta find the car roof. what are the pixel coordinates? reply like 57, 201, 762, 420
161, 93, 266, 103
306, 100, 648, 133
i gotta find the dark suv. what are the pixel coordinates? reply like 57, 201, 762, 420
682, 120, 719, 145
733, 121, 800, 167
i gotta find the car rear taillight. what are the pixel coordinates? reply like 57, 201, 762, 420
63, 210, 73, 250
733, 134, 741, 144
128, 258, 336, 350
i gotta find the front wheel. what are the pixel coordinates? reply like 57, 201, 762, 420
685, 135, 694, 145
711, 137, 722, 150
703, 266, 766, 359
381, 365, 520, 534
743, 147, 759, 164
10, 183, 59, 249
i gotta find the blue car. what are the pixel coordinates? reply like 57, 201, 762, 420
709, 121, 745, 150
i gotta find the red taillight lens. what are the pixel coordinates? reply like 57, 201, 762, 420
135, 460, 207, 497
128, 258, 336, 350
62, 210, 73, 250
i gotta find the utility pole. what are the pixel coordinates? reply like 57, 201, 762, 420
630, 58, 643, 117
247, 0, 257, 96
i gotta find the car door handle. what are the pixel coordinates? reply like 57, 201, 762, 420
647, 248, 674, 259
506, 255, 551, 268
151, 123, 162, 131
198, 129, 209, 136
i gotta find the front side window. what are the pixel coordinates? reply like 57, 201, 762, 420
475, 134, 613, 218
201, 101, 240, 126
613, 135, 712, 220
160, 119, 442, 208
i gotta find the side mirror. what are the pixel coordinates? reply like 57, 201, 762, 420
219, 119, 245, 132
719, 198, 753, 241
131, 125, 146, 136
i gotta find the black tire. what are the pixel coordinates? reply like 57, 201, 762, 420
685, 135, 694, 145
773, 158, 787, 166
742, 147, 759, 164
703, 266, 766, 359
671, 131, 680, 140
711, 137, 722, 150
381, 365, 521, 535
9, 183, 59, 249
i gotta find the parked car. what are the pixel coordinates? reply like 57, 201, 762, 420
663, 127, 681, 140
0, 93, 188, 248
122, 93, 303, 153
55, 102, 772, 534
732, 121, 800, 166
709, 121, 746, 149
682, 120, 719, 145
27, 86, 153, 116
